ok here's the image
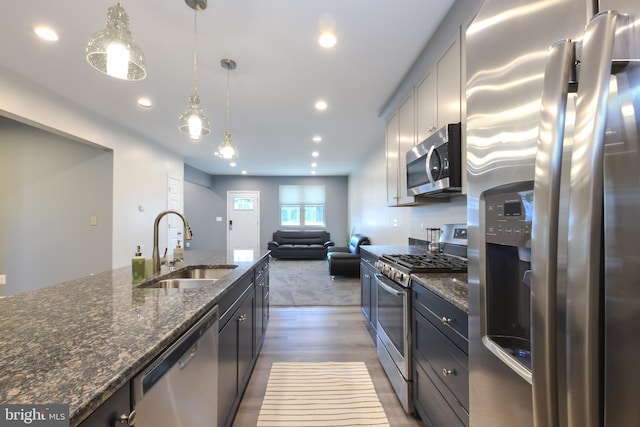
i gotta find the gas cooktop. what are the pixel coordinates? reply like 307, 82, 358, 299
380, 253, 468, 273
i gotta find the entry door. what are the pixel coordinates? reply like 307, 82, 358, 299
226, 191, 260, 255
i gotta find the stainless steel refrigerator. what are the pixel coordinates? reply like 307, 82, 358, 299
466, 1, 640, 426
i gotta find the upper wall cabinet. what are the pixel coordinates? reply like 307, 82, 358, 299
386, 111, 401, 206
387, 92, 423, 206
386, 28, 463, 206
436, 32, 462, 129
416, 28, 462, 142
416, 69, 437, 143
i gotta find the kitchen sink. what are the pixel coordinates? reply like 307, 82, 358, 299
137, 265, 237, 289
167, 266, 237, 279
142, 278, 218, 289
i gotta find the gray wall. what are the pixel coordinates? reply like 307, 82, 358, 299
184, 165, 349, 251
0, 116, 113, 295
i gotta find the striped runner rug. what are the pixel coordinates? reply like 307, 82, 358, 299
256, 362, 390, 427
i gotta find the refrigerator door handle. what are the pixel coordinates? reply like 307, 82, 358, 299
566, 11, 636, 427
531, 38, 575, 427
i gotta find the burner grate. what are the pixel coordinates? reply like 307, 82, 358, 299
382, 253, 467, 273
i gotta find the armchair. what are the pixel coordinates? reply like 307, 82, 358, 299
327, 234, 370, 279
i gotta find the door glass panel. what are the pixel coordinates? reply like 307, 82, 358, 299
233, 197, 254, 210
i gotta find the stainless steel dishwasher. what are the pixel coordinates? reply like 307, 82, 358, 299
133, 305, 219, 427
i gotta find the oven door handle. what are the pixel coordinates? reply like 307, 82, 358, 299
375, 274, 404, 297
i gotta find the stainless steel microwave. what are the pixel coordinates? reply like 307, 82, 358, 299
406, 122, 462, 198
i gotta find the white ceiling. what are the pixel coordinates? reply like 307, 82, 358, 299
1, 0, 454, 176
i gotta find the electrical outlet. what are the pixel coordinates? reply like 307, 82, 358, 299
0, 275, 6, 285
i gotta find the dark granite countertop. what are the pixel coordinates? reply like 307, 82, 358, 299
411, 273, 469, 313
0, 250, 269, 426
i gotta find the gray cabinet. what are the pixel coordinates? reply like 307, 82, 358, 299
254, 258, 269, 351
78, 382, 132, 427
386, 28, 463, 206
387, 93, 421, 206
416, 69, 437, 143
360, 251, 378, 340
385, 111, 400, 206
412, 280, 468, 426
435, 32, 461, 128
218, 272, 256, 427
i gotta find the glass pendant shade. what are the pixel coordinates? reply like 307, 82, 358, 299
215, 131, 239, 159
178, 93, 211, 142
215, 58, 240, 160
86, 3, 146, 81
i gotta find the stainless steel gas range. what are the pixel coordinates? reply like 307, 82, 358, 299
374, 224, 467, 413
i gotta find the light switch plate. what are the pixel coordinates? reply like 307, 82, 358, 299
90, 215, 98, 226
0, 275, 6, 285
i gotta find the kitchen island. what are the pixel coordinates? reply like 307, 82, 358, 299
0, 250, 269, 426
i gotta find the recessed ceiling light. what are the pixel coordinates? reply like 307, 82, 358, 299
230, 162, 237, 167
311, 162, 317, 167
310, 170, 317, 175
312, 151, 319, 158
318, 32, 337, 48
34, 26, 59, 42
137, 97, 152, 108
315, 100, 327, 111
312, 135, 322, 143
241, 170, 247, 175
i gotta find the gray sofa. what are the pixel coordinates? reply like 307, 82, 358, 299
267, 230, 335, 259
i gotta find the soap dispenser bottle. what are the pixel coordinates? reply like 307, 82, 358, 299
173, 240, 184, 268
132, 245, 146, 284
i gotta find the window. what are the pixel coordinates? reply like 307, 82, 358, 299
233, 197, 254, 210
279, 185, 326, 227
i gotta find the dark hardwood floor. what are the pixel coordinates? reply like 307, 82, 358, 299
232, 306, 423, 427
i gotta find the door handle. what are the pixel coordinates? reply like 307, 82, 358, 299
531, 37, 575, 427
424, 144, 436, 185
565, 11, 635, 427
178, 342, 199, 369
229, 220, 233, 230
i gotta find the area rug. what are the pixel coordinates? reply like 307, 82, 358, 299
268, 259, 360, 306
256, 362, 390, 427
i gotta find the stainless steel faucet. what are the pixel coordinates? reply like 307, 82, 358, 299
152, 210, 193, 275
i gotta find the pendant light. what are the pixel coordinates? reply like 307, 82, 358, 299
86, 1, 146, 81
178, 2, 210, 142
215, 59, 240, 159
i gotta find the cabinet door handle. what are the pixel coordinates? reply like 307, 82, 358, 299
441, 316, 452, 325
442, 368, 456, 377
118, 410, 137, 426
239, 314, 247, 323
364, 274, 371, 279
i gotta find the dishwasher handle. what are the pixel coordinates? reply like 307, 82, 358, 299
132, 306, 218, 403
178, 342, 199, 370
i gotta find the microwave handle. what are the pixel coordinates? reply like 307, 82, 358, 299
425, 145, 436, 185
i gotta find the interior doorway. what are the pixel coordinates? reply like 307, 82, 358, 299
226, 191, 260, 256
